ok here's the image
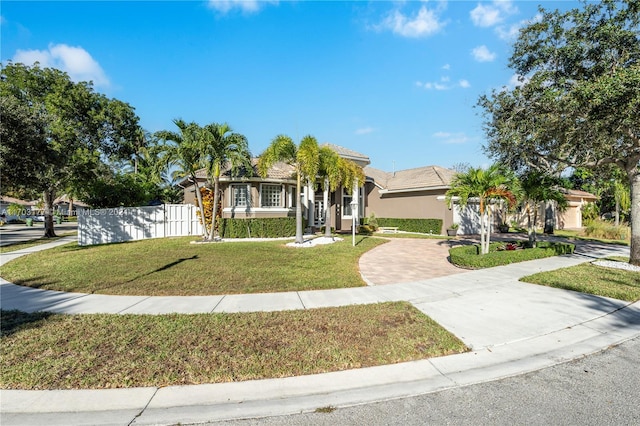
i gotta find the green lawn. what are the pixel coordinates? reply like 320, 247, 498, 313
521, 258, 640, 302
1, 236, 386, 295
0, 303, 468, 389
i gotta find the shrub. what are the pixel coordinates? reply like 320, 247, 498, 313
358, 225, 375, 235
374, 218, 443, 234
218, 217, 299, 238
583, 219, 630, 241
449, 241, 575, 269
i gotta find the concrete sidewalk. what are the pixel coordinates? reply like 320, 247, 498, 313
1, 237, 639, 426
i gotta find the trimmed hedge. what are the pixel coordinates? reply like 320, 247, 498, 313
217, 217, 300, 238
449, 241, 575, 269
367, 218, 443, 234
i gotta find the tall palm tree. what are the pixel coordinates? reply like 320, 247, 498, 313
258, 135, 320, 244
446, 164, 517, 254
202, 122, 252, 240
156, 119, 210, 239
519, 171, 567, 247
317, 147, 365, 238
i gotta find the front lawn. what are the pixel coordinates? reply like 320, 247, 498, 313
0, 302, 468, 389
520, 258, 640, 302
0, 236, 386, 295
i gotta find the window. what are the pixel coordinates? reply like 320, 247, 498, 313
342, 188, 353, 217
261, 184, 282, 208
231, 184, 250, 207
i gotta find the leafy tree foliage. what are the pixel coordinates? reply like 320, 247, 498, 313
478, 0, 640, 265
258, 135, 321, 244
0, 63, 140, 236
446, 164, 517, 255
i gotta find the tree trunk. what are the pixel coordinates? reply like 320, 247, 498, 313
324, 179, 332, 238
480, 209, 488, 254
43, 189, 57, 238
68, 197, 74, 218
528, 201, 538, 248
295, 172, 303, 244
629, 169, 639, 266
544, 201, 555, 234
210, 175, 221, 241
192, 177, 209, 239
615, 196, 620, 227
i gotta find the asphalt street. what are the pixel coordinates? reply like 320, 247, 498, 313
0, 222, 77, 246
213, 336, 640, 426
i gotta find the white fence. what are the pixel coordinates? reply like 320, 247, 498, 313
78, 204, 204, 246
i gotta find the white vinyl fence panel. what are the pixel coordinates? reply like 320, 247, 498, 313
78, 204, 205, 246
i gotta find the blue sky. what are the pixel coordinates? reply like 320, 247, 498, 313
1, 1, 579, 172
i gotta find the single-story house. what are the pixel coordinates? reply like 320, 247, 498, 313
179, 144, 597, 235
180, 144, 456, 233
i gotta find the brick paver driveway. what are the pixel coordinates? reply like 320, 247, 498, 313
359, 237, 467, 285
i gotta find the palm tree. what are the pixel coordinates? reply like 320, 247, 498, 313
258, 135, 320, 244
156, 119, 210, 239
446, 164, 517, 254
202, 122, 252, 240
519, 171, 567, 247
317, 146, 365, 238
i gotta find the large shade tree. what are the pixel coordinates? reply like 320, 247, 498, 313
202, 123, 252, 241
0, 63, 140, 237
446, 164, 517, 255
478, 0, 640, 265
258, 135, 320, 244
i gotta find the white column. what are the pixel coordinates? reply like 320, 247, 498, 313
352, 179, 359, 227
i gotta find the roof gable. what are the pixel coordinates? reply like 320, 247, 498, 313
365, 165, 455, 193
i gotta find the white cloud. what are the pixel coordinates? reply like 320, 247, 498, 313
207, 0, 277, 14
433, 131, 471, 144
379, 5, 446, 38
416, 79, 470, 91
442, 64, 451, 70
13, 43, 110, 87
508, 73, 529, 88
355, 127, 375, 135
472, 45, 497, 62
470, 1, 518, 28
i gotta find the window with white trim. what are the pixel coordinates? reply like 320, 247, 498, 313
342, 188, 353, 217
231, 184, 250, 207
260, 184, 282, 208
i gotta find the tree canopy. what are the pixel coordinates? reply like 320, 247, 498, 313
478, 0, 640, 264
0, 62, 141, 236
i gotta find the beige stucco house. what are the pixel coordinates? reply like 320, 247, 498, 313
179, 143, 597, 235
180, 144, 456, 234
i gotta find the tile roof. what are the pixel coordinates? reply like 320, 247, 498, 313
321, 143, 370, 163
365, 165, 455, 192
563, 189, 598, 200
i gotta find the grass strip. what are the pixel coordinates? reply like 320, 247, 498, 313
0, 232, 77, 254
521, 261, 640, 302
0, 236, 386, 295
0, 302, 468, 390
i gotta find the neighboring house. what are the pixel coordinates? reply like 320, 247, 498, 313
53, 195, 89, 216
180, 144, 456, 233
0, 196, 30, 221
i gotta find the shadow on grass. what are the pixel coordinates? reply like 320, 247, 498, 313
1, 310, 54, 338
92, 255, 200, 293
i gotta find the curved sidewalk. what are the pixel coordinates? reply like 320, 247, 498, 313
1, 237, 639, 426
